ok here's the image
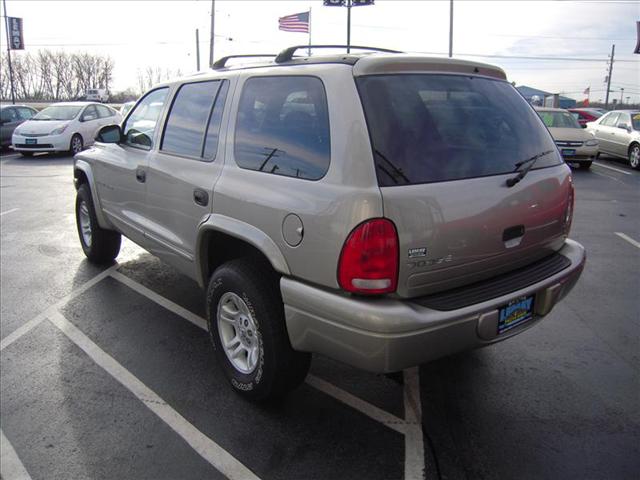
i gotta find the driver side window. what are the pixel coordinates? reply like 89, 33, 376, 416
123, 88, 169, 150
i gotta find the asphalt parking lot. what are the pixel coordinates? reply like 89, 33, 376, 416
1, 150, 639, 480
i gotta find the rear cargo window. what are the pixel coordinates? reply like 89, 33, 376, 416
234, 76, 330, 180
357, 74, 561, 186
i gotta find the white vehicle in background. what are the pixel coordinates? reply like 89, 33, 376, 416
11, 102, 121, 157
86, 88, 109, 103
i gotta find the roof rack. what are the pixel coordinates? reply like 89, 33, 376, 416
274, 45, 402, 63
212, 54, 277, 69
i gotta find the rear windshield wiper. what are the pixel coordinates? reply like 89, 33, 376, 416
506, 150, 554, 187
374, 149, 410, 184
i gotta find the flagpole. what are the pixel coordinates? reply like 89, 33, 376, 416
308, 7, 312, 56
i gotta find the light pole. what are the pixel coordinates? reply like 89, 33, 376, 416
449, 0, 453, 57
620, 87, 624, 104
209, 0, 215, 68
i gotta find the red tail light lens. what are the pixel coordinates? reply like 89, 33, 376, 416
565, 181, 575, 233
338, 218, 399, 295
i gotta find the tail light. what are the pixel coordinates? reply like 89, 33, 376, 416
564, 180, 575, 233
337, 218, 399, 295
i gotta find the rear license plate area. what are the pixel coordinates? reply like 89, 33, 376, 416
497, 295, 535, 335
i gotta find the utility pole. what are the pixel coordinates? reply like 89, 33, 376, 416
449, 0, 453, 57
605, 44, 615, 109
209, 0, 215, 68
2, 0, 16, 104
346, 0, 352, 53
620, 87, 624, 104
196, 29, 200, 71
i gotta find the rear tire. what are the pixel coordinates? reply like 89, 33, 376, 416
206, 258, 311, 401
629, 144, 640, 170
75, 183, 121, 263
579, 161, 592, 170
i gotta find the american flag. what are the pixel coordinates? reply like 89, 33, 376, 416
278, 11, 310, 33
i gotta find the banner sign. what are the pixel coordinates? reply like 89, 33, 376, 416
8, 17, 24, 50
352, 0, 375, 5
323, 0, 345, 5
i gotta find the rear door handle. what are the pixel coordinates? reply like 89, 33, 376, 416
135, 167, 146, 183
193, 188, 209, 207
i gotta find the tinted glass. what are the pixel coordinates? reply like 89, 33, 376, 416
123, 88, 168, 149
600, 112, 619, 126
97, 105, 113, 118
632, 113, 640, 131
1, 108, 17, 122
82, 105, 98, 121
203, 81, 229, 160
162, 80, 221, 158
538, 111, 581, 129
234, 76, 330, 180
17, 107, 35, 120
33, 105, 82, 121
357, 75, 561, 186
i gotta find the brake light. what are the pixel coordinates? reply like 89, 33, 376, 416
565, 181, 575, 233
338, 218, 399, 295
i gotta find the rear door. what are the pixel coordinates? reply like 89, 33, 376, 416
594, 112, 619, 153
93, 87, 170, 245
144, 78, 231, 271
357, 73, 571, 298
612, 112, 632, 156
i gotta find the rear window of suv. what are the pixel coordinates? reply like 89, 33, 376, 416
357, 74, 561, 186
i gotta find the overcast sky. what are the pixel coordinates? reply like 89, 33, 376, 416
2, 0, 639, 103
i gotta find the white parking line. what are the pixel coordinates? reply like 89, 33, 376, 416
0, 265, 117, 352
614, 232, 640, 249
110, 271, 208, 331
0, 208, 19, 217
47, 310, 260, 480
306, 374, 407, 434
109, 271, 429, 479
0, 429, 32, 480
403, 367, 426, 480
593, 162, 632, 175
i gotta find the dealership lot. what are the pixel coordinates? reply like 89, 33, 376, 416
1, 151, 639, 479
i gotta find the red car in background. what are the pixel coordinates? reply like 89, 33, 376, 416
569, 108, 604, 128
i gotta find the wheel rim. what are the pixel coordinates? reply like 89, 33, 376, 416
72, 136, 82, 154
78, 200, 92, 247
630, 147, 640, 168
216, 292, 260, 374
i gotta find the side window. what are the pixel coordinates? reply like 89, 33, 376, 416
1, 108, 17, 122
82, 105, 98, 121
17, 107, 35, 120
123, 88, 169, 150
161, 80, 227, 160
234, 76, 331, 180
616, 113, 630, 127
203, 81, 229, 160
96, 105, 113, 118
601, 113, 619, 127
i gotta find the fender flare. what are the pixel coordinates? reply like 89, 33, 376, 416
73, 159, 113, 230
195, 214, 291, 287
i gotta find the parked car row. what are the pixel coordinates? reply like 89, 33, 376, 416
3, 102, 121, 156
586, 110, 640, 169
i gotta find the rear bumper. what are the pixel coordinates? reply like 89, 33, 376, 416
281, 239, 586, 373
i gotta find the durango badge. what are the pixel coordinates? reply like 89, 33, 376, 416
408, 247, 427, 258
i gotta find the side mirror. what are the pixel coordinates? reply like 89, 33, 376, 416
82, 115, 97, 122
618, 123, 630, 131
96, 124, 122, 144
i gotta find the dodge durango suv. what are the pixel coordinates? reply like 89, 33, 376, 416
73, 46, 586, 400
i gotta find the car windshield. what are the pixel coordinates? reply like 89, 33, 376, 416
357, 74, 560, 186
33, 105, 82, 121
632, 113, 640, 131
538, 111, 581, 129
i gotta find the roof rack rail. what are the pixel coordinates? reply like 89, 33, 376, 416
212, 54, 277, 69
274, 45, 402, 63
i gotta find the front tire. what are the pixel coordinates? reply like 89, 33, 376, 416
206, 258, 311, 401
70, 134, 83, 155
75, 183, 121, 263
629, 144, 640, 170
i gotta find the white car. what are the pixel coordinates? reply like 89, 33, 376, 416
12, 102, 121, 157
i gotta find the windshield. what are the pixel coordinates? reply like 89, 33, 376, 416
538, 111, 581, 129
33, 105, 82, 121
357, 74, 560, 186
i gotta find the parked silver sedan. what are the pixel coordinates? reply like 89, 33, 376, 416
586, 110, 640, 169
